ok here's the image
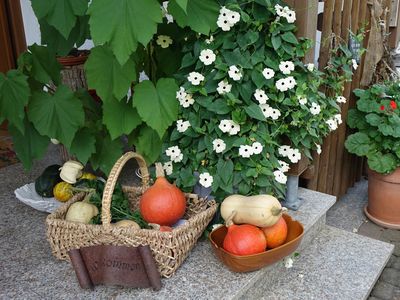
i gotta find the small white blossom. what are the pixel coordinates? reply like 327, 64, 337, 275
286, 76, 297, 89
139, 71, 150, 82
252, 142, 263, 155
334, 114, 343, 125
213, 139, 226, 153
199, 49, 216, 66
239, 145, 254, 158
229, 122, 241, 135
352, 59, 358, 70
217, 81, 232, 95
279, 145, 291, 157
199, 172, 213, 188
316, 144, 322, 154
177, 120, 191, 133
176, 87, 186, 100
228, 65, 242, 81
179, 94, 195, 108
219, 6, 230, 18
254, 89, 269, 104
219, 119, 232, 133
270, 108, 281, 120
284, 9, 296, 23
259, 104, 273, 118
274, 170, 287, 184
298, 97, 308, 105
205, 35, 214, 44
276, 78, 290, 92
326, 119, 338, 131
187, 72, 204, 85
217, 16, 232, 31
275, 4, 285, 16
227, 10, 240, 24
279, 61, 295, 75
156, 35, 173, 48
166, 146, 181, 159
306, 63, 315, 72
336, 96, 347, 103
287, 148, 301, 164
50, 138, 60, 145
163, 161, 173, 175
172, 153, 183, 163
278, 160, 290, 173
161, 1, 174, 24
310, 102, 321, 115
262, 68, 275, 80
284, 257, 294, 268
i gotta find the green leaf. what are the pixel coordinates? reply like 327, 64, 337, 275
365, 113, 381, 127
245, 104, 266, 121
131, 125, 163, 164
251, 69, 266, 88
281, 32, 298, 44
271, 35, 282, 50
102, 98, 142, 140
357, 98, 380, 113
133, 78, 178, 138
88, 0, 162, 65
172, 0, 188, 12
90, 134, 123, 174
28, 85, 85, 148
344, 132, 372, 156
168, 0, 219, 34
69, 128, 96, 165
85, 45, 136, 101
0, 70, 30, 134
347, 109, 368, 130
368, 153, 397, 174
29, 44, 62, 85
378, 123, 396, 137
9, 119, 49, 170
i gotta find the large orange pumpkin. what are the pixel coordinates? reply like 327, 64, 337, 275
261, 216, 288, 249
223, 224, 267, 255
139, 163, 186, 226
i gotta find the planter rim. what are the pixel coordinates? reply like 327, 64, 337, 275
57, 51, 89, 67
367, 167, 400, 185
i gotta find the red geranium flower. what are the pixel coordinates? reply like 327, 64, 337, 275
390, 100, 397, 110
380, 105, 385, 111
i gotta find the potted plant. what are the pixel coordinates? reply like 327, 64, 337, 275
161, 1, 360, 204
345, 82, 400, 229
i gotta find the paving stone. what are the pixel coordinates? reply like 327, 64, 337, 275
388, 255, 397, 267
392, 256, 400, 270
380, 268, 400, 287
367, 297, 381, 300
382, 229, 400, 243
394, 242, 400, 257
358, 221, 385, 240
371, 281, 395, 300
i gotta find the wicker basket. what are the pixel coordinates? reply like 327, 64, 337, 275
46, 152, 217, 278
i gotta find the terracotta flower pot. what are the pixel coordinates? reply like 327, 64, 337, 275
365, 167, 400, 229
56, 49, 90, 67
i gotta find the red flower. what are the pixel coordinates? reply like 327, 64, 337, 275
380, 105, 385, 111
390, 100, 397, 110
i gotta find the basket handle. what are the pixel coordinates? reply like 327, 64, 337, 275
101, 151, 150, 225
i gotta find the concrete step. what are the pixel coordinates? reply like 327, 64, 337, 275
255, 226, 394, 300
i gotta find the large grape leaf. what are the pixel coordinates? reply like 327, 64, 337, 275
8, 119, 49, 170
0, 70, 30, 134
103, 98, 142, 140
130, 125, 163, 164
69, 128, 96, 165
29, 44, 62, 85
90, 134, 123, 175
31, 0, 88, 39
27, 85, 84, 148
173, 0, 188, 12
88, 0, 162, 65
168, 0, 219, 34
85, 46, 136, 101
133, 78, 178, 138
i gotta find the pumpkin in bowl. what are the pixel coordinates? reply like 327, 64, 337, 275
223, 224, 267, 256
261, 216, 288, 249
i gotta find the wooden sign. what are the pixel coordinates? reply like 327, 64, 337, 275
68, 245, 161, 291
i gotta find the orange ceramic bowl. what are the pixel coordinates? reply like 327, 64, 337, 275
209, 214, 304, 273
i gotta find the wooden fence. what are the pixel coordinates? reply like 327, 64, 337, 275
286, 0, 395, 197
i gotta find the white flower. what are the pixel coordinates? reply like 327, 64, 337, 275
316, 144, 322, 155
228, 65, 242, 81
306, 63, 315, 72
217, 81, 232, 95
187, 72, 204, 85
259, 104, 273, 118
254, 89, 269, 104
166, 146, 181, 159
279, 145, 291, 157
219, 120, 232, 133
298, 97, 308, 105
229, 122, 241, 135
334, 114, 343, 125
336, 96, 347, 103
213, 139, 226, 153
50, 138, 60, 145
278, 160, 290, 173
219, 6, 230, 17
163, 161, 173, 175
252, 142, 263, 155
199, 172, 213, 188
139, 71, 150, 82
262, 68, 275, 80
172, 153, 183, 163
352, 59, 358, 70
274, 170, 287, 184
287, 148, 301, 164
179, 94, 195, 108
227, 10, 240, 24
156, 35, 173, 48
161, 2, 174, 24
176, 87, 186, 100
284, 9, 296, 23
326, 119, 338, 131
177, 120, 191, 133
276, 78, 289, 92
199, 49, 216, 66
239, 145, 254, 158
286, 76, 297, 89
270, 108, 281, 120
275, 4, 285, 16
217, 15, 232, 31
279, 61, 295, 75
205, 35, 214, 44
284, 257, 294, 269
310, 102, 321, 115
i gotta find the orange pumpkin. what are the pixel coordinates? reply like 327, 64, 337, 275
139, 163, 186, 226
261, 216, 288, 249
223, 224, 267, 255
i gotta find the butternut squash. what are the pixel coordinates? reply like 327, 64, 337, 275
220, 194, 286, 227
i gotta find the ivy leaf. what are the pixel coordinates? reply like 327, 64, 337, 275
85, 45, 136, 101
8, 119, 49, 170
130, 125, 163, 164
344, 132, 372, 156
69, 128, 96, 165
88, 0, 162, 65
282, 32, 298, 44
133, 78, 178, 138
29, 44, 62, 85
0, 70, 30, 134
102, 98, 142, 140
28, 85, 85, 148
168, 0, 219, 35
245, 104, 266, 121
367, 153, 397, 174
90, 133, 123, 175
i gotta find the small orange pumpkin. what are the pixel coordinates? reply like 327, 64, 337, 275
261, 216, 288, 249
139, 163, 186, 226
223, 224, 267, 256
